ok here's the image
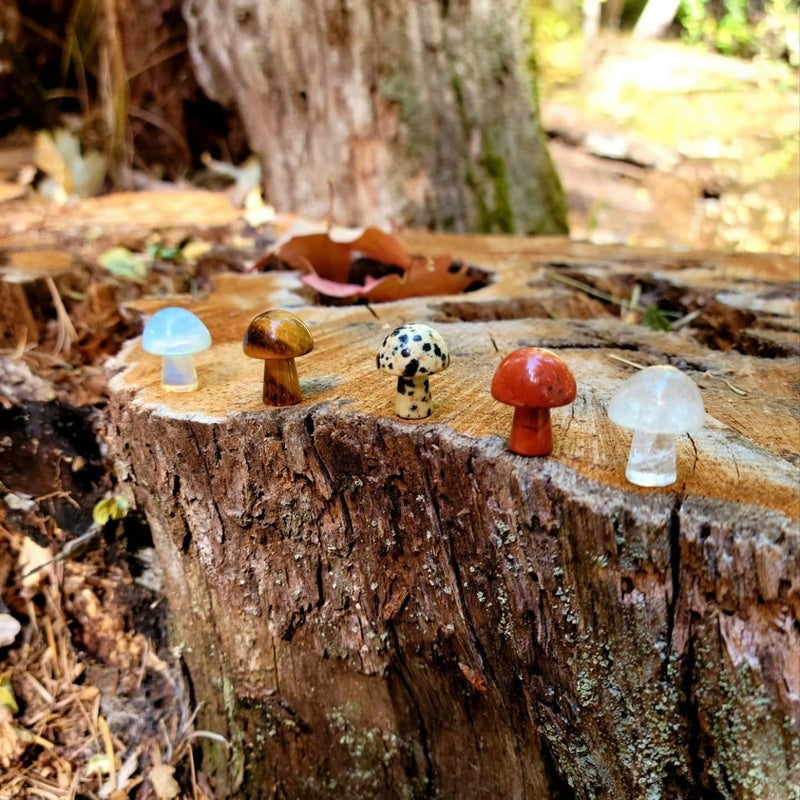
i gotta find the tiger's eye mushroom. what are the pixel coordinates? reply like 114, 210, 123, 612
376, 323, 450, 419
491, 347, 577, 456
608, 365, 705, 487
243, 310, 314, 406
142, 307, 211, 393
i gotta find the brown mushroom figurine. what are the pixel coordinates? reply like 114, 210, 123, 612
243, 310, 313, 405
491, 347, 577, 456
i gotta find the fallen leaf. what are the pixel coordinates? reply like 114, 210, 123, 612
97, 246, 151, 282
18, 536, 52, 591
149, 763, 181, 799
34, 129, 106, 201
0, 615, 21, 648
272, 227, 489, 302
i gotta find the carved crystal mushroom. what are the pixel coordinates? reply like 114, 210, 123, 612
142, 307, 211, 393
608, 365, 705, 487
491, 347, 577, 456
376, 323, 450, 419
243, 310, 314, 405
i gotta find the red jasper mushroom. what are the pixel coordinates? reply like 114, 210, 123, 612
491, 347, 577, 456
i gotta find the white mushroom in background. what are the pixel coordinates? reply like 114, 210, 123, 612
377, 324, 450, 419
608, 365, 705, 487
142, 307, 212, 393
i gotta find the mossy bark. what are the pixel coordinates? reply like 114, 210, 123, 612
182, 0, 567, 234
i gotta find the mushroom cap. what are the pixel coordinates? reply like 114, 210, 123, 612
243, 310, 313, 360
142, 307, 211, 357
608, 365, 705, 434
491, 347, 577, 408
376, 323, 450, 378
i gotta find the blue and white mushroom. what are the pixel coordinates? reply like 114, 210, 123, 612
142, 307, 211, 393
376, 323, 450, 419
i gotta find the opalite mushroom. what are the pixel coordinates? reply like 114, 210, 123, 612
376, 324, 450, 419
142, 307, 211, 393
608, 365, 705, 487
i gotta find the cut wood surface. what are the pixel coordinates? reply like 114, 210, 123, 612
105, 231, 800, 799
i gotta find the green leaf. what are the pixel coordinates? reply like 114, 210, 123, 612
92, 495, 131, 526
643, 306, 673, 331
0, 674, 18, 714
97, 246, 150, 282
146, 242, 181, 261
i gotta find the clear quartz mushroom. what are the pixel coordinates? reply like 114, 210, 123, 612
142, 307, 211, 393
376, 324, 450, 419
608, 365, 705, 487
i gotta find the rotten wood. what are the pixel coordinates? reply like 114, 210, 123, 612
104, 232, 800, 799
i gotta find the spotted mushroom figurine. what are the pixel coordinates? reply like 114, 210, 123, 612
491, 347, 577, 456
377, 323, 450, 419
243, 310, 313, 405
142, 307, 211, 393
608, 364, 705, 487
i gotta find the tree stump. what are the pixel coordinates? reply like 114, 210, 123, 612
183, 0, 566, 234
104, 232, 800, 799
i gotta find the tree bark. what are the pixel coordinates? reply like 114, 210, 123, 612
105, 231, 800, 799
182, 0, 567, 234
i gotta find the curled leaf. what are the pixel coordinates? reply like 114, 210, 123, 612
272, 227, 490, 302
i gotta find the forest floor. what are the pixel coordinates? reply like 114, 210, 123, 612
540, 34, 799, 255
0, 32, 797, 800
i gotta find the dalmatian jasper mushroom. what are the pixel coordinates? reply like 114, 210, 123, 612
376, 323, 450, 419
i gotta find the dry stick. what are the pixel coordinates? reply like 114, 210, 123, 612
44, 277, 78, 356
98, 714, 117, 789
549, 272, 683, 320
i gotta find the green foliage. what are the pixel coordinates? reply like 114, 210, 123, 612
678, 0, 800, 61
642, 306, 673, 331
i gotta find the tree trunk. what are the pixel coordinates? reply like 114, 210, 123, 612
182, 0, 567, 235
105, 231, 800, 799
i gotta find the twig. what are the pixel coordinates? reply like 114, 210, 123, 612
44, 277, 78, 356
98, 714, 117, 788
607, 354, 645, 369
672, 309, 703, 330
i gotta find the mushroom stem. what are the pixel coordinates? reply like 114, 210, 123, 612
626, 430, 677, 487
262, 358, 302, 405
395, 376, 432, 419
508, 406, 552, 456
161, 355, 199, 393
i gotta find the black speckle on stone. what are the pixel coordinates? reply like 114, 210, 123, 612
398, 333, 408, 344
403, 359, 419, 377
413, 334, 422, 341
418, 366, 428, 374
410, 404, 418, 411
422, 343, 432, 352
433, 344, 442, 358
425, 408, 432, 417
376, 353, 381, 369
401, 348, 411, 358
